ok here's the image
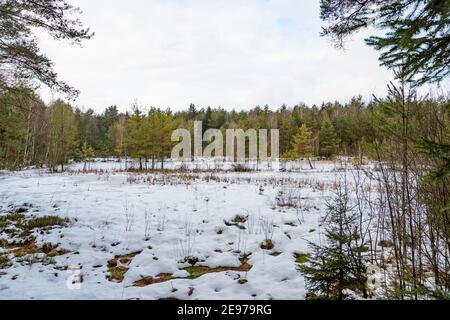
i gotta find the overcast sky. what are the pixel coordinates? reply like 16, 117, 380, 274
37, 0, 396, 113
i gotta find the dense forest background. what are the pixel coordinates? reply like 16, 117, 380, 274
1, 87, 448, 171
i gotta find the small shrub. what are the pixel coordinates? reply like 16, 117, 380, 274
260, 216, 275, 249
294, 252, 310, 264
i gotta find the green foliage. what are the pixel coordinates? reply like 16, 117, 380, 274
284, 124, 313, 159
47, 100, 77, 171
0, 0, 93, 97
320, 0, 450, 86
416, 139, 450, 181
75, 142, 95, 170
24, 215, 68, 231
299, 181, 367, 300
124, 106, 181, 169
0, 89, 30, 169
432, 287, 450, 300
0, 86, 448, 172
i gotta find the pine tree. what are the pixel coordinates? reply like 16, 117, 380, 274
416, 109, 450, 214
284, 124, 313, 159
0, 90, 27, 169
319, 117, 339, 158
126, 106, 147, 170
146, 108, 180, 169
299, 181, 367, 300
47, 100, 77, 171
77, 142, 95, 172
0, 0, 93, 97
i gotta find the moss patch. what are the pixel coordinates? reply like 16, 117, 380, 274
270, 252, 282, 257
183, 256, 252, 280
5, 212, 26, 222
133, 273, 174, 287
24, 216, 68, 231
107, 266, 128, 282
294, 252, 310, 264
0, 212, 26, 230
1, 211, 69, 238
13, 244, 41, 258
232, 215, 247, 224
0, 237, 68, 259
106, 251, 142, 283
132, 256, 252, 287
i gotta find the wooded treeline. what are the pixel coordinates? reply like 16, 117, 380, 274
2, 87, 448, 172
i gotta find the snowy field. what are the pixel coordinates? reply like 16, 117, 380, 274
0, 160, 375, 300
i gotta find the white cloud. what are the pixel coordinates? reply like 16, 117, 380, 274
37, 0, 395, 112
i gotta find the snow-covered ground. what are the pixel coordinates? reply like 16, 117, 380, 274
0, 161, 371, 300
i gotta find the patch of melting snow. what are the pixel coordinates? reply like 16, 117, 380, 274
0, 160, 364, 300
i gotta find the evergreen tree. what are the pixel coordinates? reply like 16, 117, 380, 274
0, 90, 27, 169
299, 181, 368, 300
77, 141, 95, 172
146, 108, 180, 169
107, 115, 127, 160
320, 0, 450, 86
47, 100, 77, 171
284, 124, 313, 159
416, 101, 450, 212
319, 117, 339, 158
126, 106, 147, 170
203, 106, 213, 132
0, 0, 93, 97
